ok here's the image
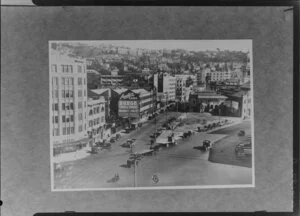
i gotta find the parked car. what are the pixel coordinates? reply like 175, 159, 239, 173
193, 140, 213, 151
197, 126, 208, 132
203, 140, 213, 150
101, 143, 111, 150
238, 130, 246, 136
120, 139, 136, 148
91, 146, 101, 154
235, 143, 252, 155
116, 134, 121, 140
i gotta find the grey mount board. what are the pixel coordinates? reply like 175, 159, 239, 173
1, 6, 293, 215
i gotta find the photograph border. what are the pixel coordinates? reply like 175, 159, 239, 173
49, 40, 255, 192
1, 0, 298, 215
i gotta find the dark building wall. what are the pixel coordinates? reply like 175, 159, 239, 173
110, 90, 122, 118
157, 73, 164, 93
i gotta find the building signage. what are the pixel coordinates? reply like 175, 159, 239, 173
232, 101, 239, 110
53, 139, 75, 145
120, 92, 138, 100
119, 100, 138, 106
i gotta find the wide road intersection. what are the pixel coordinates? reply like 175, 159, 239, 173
54, 112, 253, 189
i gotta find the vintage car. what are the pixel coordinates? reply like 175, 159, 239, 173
109, 137, 116, 143
101, 142, 111, 150
193, 140, 213, 151
238, 130, 246, 136
235, 143, 252, 155
120, 139, 136, 148
115, 134, 121, 140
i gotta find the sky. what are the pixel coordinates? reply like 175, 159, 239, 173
57, 40, 252, 53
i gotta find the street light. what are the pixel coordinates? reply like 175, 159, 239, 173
132, 154, 142, 187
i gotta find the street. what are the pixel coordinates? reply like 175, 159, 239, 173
54, 112, 253, 189
209, 119, 252, 168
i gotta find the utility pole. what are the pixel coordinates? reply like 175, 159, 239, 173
134, 160, 137, 187
127, 103, 131, 129
165, 92, 168, 121
133, 155, 142, 187
218, 106, 221, 123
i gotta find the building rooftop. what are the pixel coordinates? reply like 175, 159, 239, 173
90, 88, 110, 95
132, 89, 150, 95
87, 97, 105, 105
192, 91, 228, 100
112, 87, 128, 95
197, 95, 228, 99
87, 69, 100, 74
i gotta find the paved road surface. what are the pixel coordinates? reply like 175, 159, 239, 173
209, 119, 252, 168
54, 113, 252, 189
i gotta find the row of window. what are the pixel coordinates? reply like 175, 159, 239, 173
88, 106, 105, 115
77, 77, 86, 85
52, 101, 87, 111
88, 117, 105, 127
52, 77, 87, 86
51, 64, 85, 74
52, 113, 86, 123
52, 124, 87, 136
244, 98, 251, 104
52, 89, 87, 98
77, 90, 87, 97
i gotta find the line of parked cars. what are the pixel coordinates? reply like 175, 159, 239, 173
197, 119, 229, 132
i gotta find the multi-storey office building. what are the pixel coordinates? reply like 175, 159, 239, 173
50, 49, 88, 155
87, 97, 106, 145
210, 70, 232, 82
153, 73, 176, 104
175, 74, 196, 102
100, 74, 124, 86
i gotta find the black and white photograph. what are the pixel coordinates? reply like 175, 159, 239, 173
50, 40, 254, 190
2, 4, 296, 214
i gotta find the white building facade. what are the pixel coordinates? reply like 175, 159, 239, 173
100, 74, 124, 86
153, 73, 176, 103
87, 97, 106, 145
50, 48, 88, 155
210, 70, 232, 82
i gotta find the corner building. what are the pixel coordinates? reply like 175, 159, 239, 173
50, 49, 88, 155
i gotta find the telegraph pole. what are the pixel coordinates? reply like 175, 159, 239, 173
165, 93, 168, 121
218, 106, 221, 123
134, 160, 137, 187
133, 155, 141, 187
127, 103, 131, 128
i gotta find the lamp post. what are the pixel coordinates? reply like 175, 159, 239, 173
133, 154, 142, 187
218, 106, 221, 123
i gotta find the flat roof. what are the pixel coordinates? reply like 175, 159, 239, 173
132, 89, 150, 95
90, 89, 109, 95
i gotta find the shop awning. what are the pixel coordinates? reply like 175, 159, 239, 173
53, 137, 89, 148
